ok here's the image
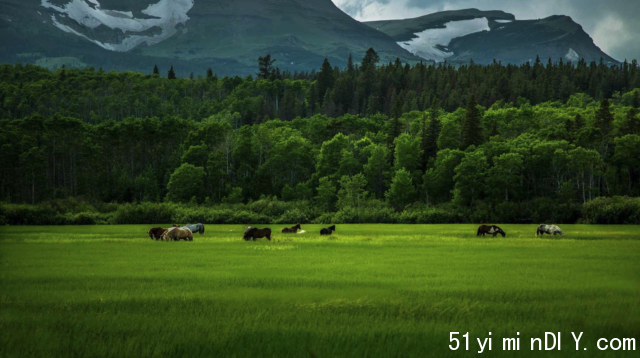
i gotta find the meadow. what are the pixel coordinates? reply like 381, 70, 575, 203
1, 224, 639, 357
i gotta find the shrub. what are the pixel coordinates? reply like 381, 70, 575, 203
583, 196, 640, 224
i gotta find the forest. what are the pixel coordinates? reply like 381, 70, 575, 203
1, 49, 639, 225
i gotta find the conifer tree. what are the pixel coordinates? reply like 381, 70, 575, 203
595, 99, 614, 137
153, 65, 160, 75
206, 68, 213, 78
257, 54, 276, 79
317, 59, 334, 104
167, 65, 176, 80
422, 101, 442, 168
462, 95, 482, 149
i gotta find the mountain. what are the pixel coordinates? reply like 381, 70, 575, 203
365, 9, 619, 65
0, 0, 420, 76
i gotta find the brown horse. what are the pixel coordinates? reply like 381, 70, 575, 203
148, 227, 168, 240
282, 223, 301, 234
244, 227, 272, 241
162, 227, 194, 242
477, 225, 506, 237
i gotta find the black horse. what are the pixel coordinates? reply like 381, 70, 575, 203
477, 225, 506, 237
320, 225, 336, 236
282, 223, 301, 234
243, 227, 272, 241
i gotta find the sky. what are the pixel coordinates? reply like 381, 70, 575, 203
332, 0, 640, 61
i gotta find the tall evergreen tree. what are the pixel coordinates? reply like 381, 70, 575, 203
167, 65, 176, 80
462, 95, 483, 149
152, 65, 160, 76
257, 54, 276, 79
595, 99, 614, 137
206, 68, 213, 78
361, 48, 380, 72
424, 101, 441, 160
317, 59, 334, 104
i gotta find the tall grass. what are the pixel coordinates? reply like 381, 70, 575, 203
1, 225, 639, 357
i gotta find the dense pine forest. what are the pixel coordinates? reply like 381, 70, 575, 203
1, 50, 639, 225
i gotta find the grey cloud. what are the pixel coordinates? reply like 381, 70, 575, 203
333, 0, 640, 61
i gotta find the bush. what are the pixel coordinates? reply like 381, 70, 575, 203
583, 196, 640, 224
109, 202, 176, 224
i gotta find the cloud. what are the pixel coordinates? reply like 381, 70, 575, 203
332, 0, 640, 61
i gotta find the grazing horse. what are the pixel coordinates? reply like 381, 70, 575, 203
243, 227, 272, 241
148, 227, 168, 240
182, 223, 205, 235
320, 225, 336, 236
537, 224, 565, 237
282, 223, 301, 234
161, 227, 194, 242
477, 225, 506, 237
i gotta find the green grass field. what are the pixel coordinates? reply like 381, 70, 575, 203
1, 224, 639, 357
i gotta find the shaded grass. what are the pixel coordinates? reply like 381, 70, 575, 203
1, 225, 639, 357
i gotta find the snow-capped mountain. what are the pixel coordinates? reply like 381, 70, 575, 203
40, 0, 194, 52
0, 2, 620, 75
366, 9, 618, 65
0, 0, 419, 75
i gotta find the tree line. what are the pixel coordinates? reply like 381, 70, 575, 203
1, 52, 639, 223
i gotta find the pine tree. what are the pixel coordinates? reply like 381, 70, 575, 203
167, 65, 176, 80
632, 90, 640, 109
206, 68, 213, 78
189, 72, 194, 80
347, 54, 355, 76
462, 95, 483, 149
152, 65, 160, 75
595, 99, 614, 137
422, 101, 442, 167
361, 48, 380, 72
317, 59, 334, 104
257, 54, 276, 79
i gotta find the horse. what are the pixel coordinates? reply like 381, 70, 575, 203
148, 227, 168, 240
161, 227, 194, 242
282, 223, 301, 234
536, 224, 565, 237
182, 223, 205, 235
477, 225, 506, 237
320, 225, 336, 236
243, 227, 272, 241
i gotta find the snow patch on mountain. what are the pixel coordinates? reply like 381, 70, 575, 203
494, 20, 512, 23
398, 18, 490, 62
41, 0, 194, 52
565, 48, 580, 62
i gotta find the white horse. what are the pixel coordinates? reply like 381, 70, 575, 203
536, 224, 565, 237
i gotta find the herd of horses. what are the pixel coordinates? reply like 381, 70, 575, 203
243, 224, 336, 241
148, 223, 566, 241
147, 223, 336, 242
477, 224, 565, 237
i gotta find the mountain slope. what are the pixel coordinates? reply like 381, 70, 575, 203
365, 9, 618, 65
0, 0, 420, 75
